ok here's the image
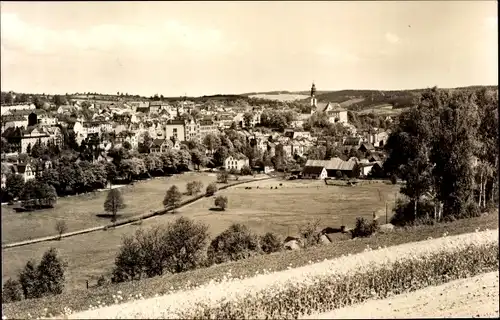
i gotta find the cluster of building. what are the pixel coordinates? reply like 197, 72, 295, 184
1, 82, 392, 183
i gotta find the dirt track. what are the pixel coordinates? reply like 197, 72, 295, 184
307, 271, 500, 319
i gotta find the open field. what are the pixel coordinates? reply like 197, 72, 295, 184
308, 271, 499, 319
249, 93, 310, 101
1, 172, 223, 245
2, 179, 398, 292
173, 179, 400, 238
2, 213, 497, 319
356, 104, 407, 116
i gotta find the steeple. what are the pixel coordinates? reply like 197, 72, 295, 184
310, 81, 317, 110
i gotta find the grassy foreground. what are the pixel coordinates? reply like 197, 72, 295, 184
2, 212, 497, 319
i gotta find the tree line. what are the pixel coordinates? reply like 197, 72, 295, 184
384, 87, 498, 225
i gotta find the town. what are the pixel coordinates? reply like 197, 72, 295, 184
1, 1, 498, 319
1, 83, 393, 196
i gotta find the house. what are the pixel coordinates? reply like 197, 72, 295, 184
224, 154, 250, 171
198, 119, 218, 140
14, 162, 36, 182
343, 136, 362, 147
368, 131, 389, 148
165, 120, 186, 142
0, 103, 36, 116
359, 161, 384, 177
150, 139, 171, 153
302, 157, 359, 179
358, 143, 375, 153
20, 126, 52, 154
302, 165, 327, 179
315, 102, 348, 123
1, 115, 29, 132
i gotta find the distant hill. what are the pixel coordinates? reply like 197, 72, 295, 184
243, 85, 498, 111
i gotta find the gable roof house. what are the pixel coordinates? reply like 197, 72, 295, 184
224, 153, 249, 171
302, 165, 327, 180
302, 157, 359, 180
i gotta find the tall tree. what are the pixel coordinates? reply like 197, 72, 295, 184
104, 188, 126, 222
163, 185, 182, 213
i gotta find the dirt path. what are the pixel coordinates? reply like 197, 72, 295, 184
306, 271, 499, 319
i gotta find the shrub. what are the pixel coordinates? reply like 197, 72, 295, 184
217, 171, 229, 184
299, 220, 321, 247
207, 224, 261, 265
351, 217, 378, 239
240, 165, 252, 176
460, 200, 480, 219
2, 278, 24, 303
163, 185, 182, 213
260, 232, 283, 254
55, 220, 67, 240
18, 260, 41, 299
163, 217, 210, 273
228, 168, 239, 176
36, 248, 66, 297
112, 236, 144, 283
390, 198, 435, 227
214, 196, 228, 211
96, 275, 107, 287
112, 217, 209, 282
206, 183, 217, 196
186, 181, 204, 196
390, 174, 398, 185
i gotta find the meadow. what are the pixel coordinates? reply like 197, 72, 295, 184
248, 93, 310, 102
1, 172, 220, 245
2, 178, 399, 292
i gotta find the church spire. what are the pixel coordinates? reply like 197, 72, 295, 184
310, 81, 317, 110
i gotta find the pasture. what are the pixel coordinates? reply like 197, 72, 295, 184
1, 172, 221, 244
2, 178, 400, 292
249, 93, 310, 102
356, 104, 406, 116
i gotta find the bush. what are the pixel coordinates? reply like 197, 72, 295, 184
299, 220, 321, 247
240, 165, 252, 176
206, 183, 217, 196
163, 185, 182, 212
2, 278, 24, 303
351, 217, 378, 238
260, 232, 283, 254
228, 168, 239, 176
217, 171, 229, 184
186, 181, 204, 196
460, 200, 481, 219
207, 224, 261, 265
112, 217, 209, 282
96, 275, 107, 287
390, 198, 436, 227
214, 196, 228, 211
390, 174, 398, 185
36, 248, 66, 297
18, 260, 41, 299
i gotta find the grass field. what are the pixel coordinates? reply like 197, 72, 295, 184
3, 212, 497, 319
2, 178, 398, 292
356, 104, 406, 116
249, 93, 310, 102
1, 172, 222, 244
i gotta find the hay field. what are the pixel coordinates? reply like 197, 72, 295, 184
249, 93, 310, 102
2, 178, 399, 292
1, 172, 219, 244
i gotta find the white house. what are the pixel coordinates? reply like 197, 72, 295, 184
224, 154, 250, 171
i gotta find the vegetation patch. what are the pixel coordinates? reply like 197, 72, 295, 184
1, 213, 496, 319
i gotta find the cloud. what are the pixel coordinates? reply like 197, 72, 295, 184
385, 32, 400, 44
0, 13, 233, 57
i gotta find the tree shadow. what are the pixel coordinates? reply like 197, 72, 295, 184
96, 213, 123, 219
209, 207, 225, 212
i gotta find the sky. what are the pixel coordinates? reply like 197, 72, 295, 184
0, 1, 497, 97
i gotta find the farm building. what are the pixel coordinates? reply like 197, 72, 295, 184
302, 165, 327, 179
302, 157, 359, 179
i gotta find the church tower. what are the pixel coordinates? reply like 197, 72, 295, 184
310, 82, 317, 114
